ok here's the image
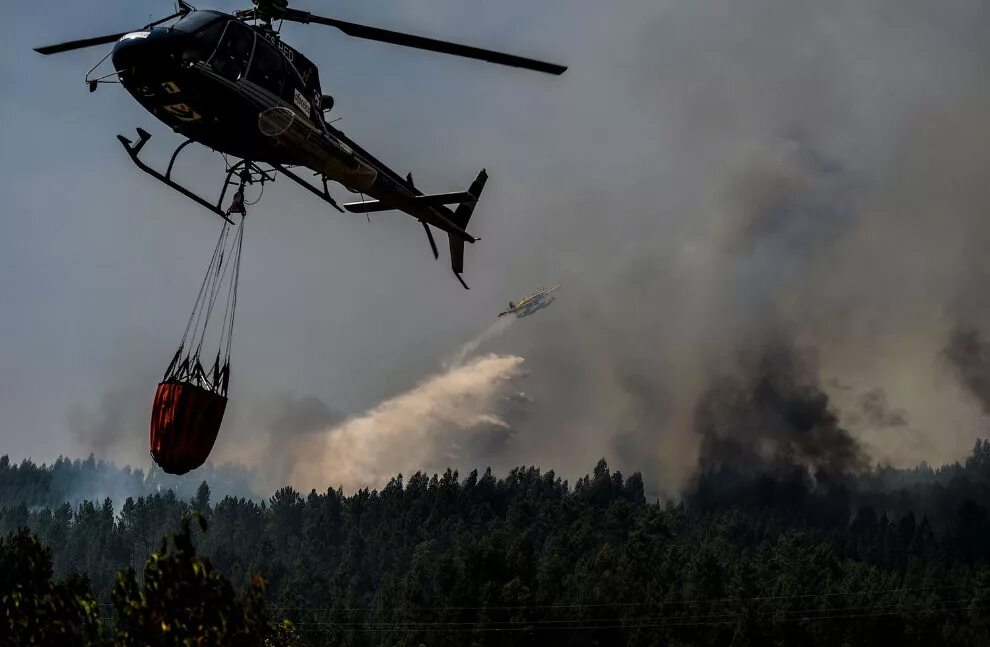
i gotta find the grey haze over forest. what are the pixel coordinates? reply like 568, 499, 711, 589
4, 0, 990, 495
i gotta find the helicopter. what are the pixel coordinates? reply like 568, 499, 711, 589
34, 0, 566, 288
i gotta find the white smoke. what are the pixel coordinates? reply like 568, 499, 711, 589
290, 353, 526, 492
444, 317, 516, 370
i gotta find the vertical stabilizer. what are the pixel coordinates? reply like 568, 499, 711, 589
447, 169, 488, 289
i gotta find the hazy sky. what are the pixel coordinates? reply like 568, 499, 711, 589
4, 0, 990, 495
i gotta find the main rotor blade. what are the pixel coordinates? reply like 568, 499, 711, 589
35, 33, 129, 55
284, 10, 566, 75
34, 11, 185, 56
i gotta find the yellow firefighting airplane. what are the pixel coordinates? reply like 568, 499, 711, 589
498, 285, 560, 318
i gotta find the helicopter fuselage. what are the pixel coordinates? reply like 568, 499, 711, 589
110, 10, 476, 243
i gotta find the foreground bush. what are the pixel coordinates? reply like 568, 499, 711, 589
1, 513, 295, 647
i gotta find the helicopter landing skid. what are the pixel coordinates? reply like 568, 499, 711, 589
270, 164, 344, 213
116, 128, 273, 223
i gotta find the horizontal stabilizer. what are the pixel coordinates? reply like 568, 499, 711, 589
342, 200, 393, 214
343, 191, 476, 214
420, 191, 476, 206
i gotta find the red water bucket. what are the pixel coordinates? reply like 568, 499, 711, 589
150, 381, 227, 475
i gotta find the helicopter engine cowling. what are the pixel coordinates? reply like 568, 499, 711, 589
259, 106, 377, 191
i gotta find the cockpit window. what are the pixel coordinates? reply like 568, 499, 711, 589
210, 21, 255, 81
172, 11, 225, 34
172, 11, 227, 57
247, 38, 285, 96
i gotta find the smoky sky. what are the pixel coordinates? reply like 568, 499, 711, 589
5, 0, 990, 495
266, 394, 343, 436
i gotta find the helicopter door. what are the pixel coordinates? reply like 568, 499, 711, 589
246, 38, 284, 97
210, 21, 255, 82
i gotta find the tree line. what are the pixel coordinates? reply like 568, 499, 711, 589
3, 441, 990, 645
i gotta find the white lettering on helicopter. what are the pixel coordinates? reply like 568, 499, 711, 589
259, 31, 294, 63
293, 89, 311, 116
162, 81, 181, 94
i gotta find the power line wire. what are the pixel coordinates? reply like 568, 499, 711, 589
284, 597, 987, 628
291, 604, 990, 633
268, 582, 990, 613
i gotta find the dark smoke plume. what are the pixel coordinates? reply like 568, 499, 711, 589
68, 383, 149, 464
694, 343, 869, 480
853, 388, 908, 430
688, 343, 869, 517
944, 327, 990, 415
